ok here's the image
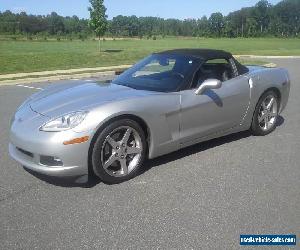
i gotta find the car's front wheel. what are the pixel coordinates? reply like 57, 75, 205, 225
91, 119, 146, 184
251, 90, 279, 136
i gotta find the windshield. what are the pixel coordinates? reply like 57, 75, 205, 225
113, 54, 200, 92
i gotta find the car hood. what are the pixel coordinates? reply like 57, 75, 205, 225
29, 82, 154, 117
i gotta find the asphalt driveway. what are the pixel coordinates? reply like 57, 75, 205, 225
0, 59, 299, 249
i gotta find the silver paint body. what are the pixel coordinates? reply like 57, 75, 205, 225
9, 65, 290, 179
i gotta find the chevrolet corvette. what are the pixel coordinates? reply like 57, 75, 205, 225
9, 49, 290, 184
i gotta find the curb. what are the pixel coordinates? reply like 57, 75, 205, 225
235, 55, 300, 59
0, 71, 116, 86
0, 65, 132, 80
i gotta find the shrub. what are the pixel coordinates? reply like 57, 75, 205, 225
153, 36, 157, 40
57, 37, 61, 41
78, 33, 87, 41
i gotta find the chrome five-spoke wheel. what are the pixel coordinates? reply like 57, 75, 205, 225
101, 126, 142, 177
91, 119, 146, 184
258, 94, 278, 131
251, 90, 279, 136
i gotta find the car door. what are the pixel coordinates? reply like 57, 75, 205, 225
179, 60, 250, 146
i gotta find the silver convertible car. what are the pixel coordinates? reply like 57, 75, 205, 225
9, 49, 290, 184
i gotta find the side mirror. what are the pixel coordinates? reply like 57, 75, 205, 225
195, 79, 222, 95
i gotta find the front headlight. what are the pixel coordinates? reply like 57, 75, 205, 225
40, 111, 88, 132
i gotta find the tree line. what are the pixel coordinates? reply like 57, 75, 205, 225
0, 0, 299, 39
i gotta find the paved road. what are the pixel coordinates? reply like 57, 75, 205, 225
0, 60, 299, 250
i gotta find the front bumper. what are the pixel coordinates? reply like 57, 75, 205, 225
9, 143, 88, 177
9, 105, 92, 179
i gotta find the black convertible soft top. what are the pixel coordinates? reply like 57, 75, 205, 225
158, 49, 249, 75
158, 49, 232, 60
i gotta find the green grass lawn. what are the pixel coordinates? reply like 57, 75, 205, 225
0, 37, 299, 75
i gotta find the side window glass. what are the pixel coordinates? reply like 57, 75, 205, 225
192, 58, 234, 88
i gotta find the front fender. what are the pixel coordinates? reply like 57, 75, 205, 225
73, 93, 181, 159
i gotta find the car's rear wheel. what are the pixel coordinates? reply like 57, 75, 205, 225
91, 119, 146, 184
251, 90, 279, 136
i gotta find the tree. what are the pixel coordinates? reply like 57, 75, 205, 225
47, 12, 65, 35
0, 10, 19, 34
197, 16, 209, 37
209, 12, 224, 37
246, 17, 257, 37
253, 0, 271, 33
88, 0, 107, 51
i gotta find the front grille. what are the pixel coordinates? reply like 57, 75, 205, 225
16, 147, 34, 158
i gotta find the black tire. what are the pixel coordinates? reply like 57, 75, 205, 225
251, 90, 279, 136
91, 119, 146, 184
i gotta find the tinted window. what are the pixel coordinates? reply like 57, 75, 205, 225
192, 58, 234, 88
113, 54, 200, 92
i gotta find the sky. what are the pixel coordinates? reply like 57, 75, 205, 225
0, 0, 282, 20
